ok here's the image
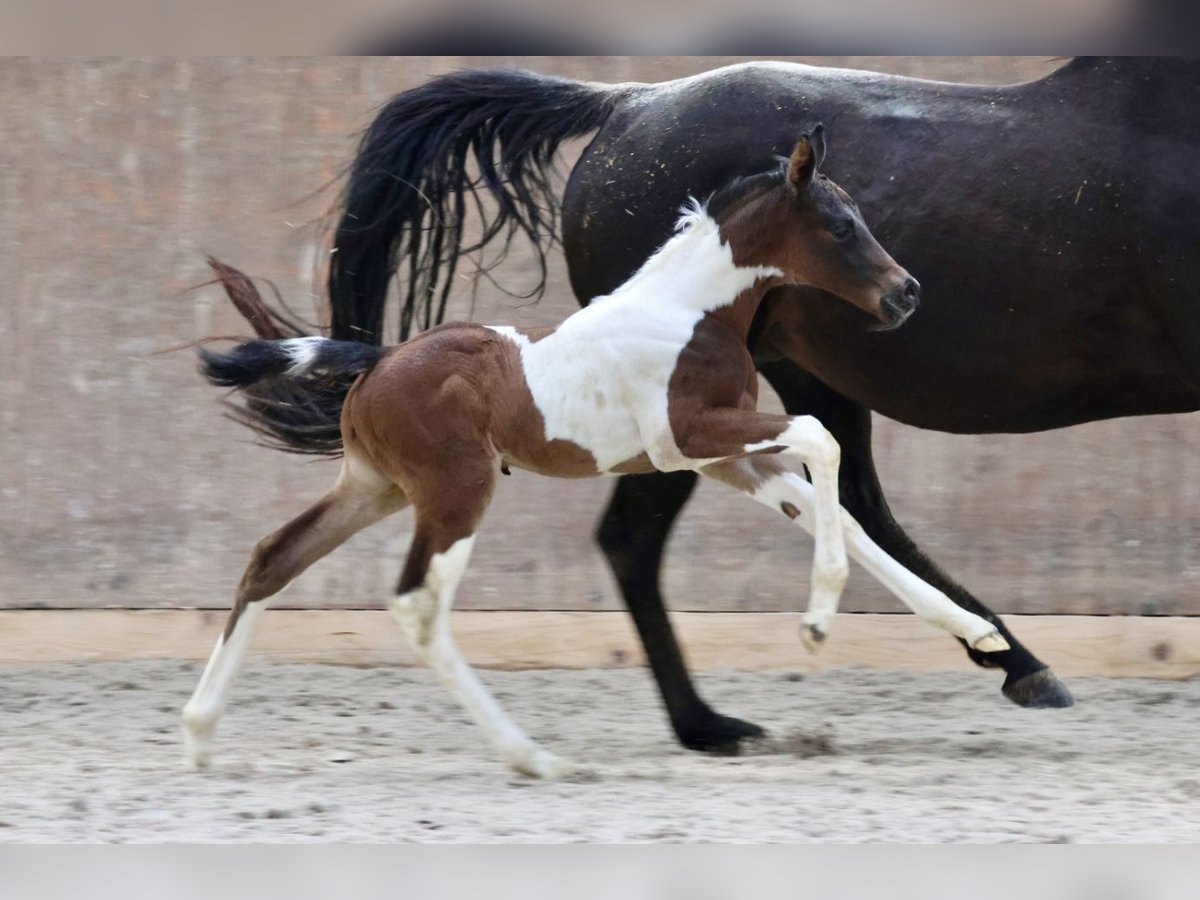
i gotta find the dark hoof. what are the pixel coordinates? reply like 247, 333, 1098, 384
677, 713, 767, 755
1002, 668, 1075, 709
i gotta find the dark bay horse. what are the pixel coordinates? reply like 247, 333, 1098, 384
321, 56, 1200, 752
185, 137, 1005, 776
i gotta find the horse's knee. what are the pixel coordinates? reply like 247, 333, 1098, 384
596, 483, 678, 574
596, 473, 697, 568
596, 512, 657, 590
595, 501, 631, 561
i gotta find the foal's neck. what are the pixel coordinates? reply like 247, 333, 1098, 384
705, 280, 776, 341
615, 207, 782, 342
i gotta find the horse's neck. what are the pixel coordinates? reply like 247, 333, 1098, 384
609, 212, 781, 337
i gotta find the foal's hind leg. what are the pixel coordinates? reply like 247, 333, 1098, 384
388, 465, 572, 779
182, 455, 405, 767
702, 457, 1008, 652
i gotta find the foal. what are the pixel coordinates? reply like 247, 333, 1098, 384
184, 130, 1006, 777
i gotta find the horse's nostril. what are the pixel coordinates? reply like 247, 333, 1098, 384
879, 278, 920, 328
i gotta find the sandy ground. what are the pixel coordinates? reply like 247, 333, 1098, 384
3, 660, 1199, 843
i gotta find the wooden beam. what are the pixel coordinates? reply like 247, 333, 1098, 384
1, 610, 1198, 679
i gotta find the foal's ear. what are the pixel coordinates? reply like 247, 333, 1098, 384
788, 124, 826, 190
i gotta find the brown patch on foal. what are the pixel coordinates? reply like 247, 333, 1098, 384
342, 323, 605, 490
666, 289, 797, 460
229, 497, 332, 638
608, 453, 656, 475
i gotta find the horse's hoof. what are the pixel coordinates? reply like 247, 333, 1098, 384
678, 712, 767, 755
972, 631, 1010, 653
1002, 668, 1075, 709
508, 747, 574, 780
800, 622, 828, 654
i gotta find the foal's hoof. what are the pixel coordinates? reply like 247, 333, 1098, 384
181, 726, 215, 770
972, 631, 1010, 654
678, 713, 767, 755
800, 622, 828, 654
508, 747, 575, 780
1002, 668, 1075, 709
181, 711, 216, 769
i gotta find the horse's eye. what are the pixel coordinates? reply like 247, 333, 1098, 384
832, 219, 855, 242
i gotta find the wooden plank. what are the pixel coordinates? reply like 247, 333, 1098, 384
2, 610, 1199, 679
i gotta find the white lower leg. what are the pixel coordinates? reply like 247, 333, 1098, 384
181, 602, 265, 768
776, 419, 848, 649
390, 537, 571, 778
753, 471, 1007, 651
840, 513, 1008, 651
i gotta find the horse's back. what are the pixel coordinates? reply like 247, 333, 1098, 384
563, 58, 1200, 431
563, 60, 1020, 300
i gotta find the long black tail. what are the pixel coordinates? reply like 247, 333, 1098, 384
200, 337, 382, 457
328, 68, 639, 345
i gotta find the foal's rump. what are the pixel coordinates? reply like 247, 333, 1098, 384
200, 322, 526, 467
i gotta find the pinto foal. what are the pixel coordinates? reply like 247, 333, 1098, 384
184, 130, 1006, 777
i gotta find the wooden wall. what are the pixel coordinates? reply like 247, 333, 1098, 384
3, 57, 1197, 616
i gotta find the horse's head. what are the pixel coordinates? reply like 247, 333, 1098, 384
717, 126, 920, 330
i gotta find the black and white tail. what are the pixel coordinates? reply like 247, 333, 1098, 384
200, 338, 383, 457
200, 337, 381, 387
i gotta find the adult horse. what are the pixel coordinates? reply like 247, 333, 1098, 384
325, 56, 1200, 752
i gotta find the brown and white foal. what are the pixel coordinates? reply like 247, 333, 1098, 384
185, 129, 1006, 777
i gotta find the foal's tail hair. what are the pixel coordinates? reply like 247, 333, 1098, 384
328, 68, 643, 345
199, 338, 382, 457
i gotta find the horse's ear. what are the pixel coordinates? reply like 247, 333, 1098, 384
788, 124, 824, 190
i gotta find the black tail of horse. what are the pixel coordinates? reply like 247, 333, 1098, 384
199, 338, 382, 457
328, 68, 639, 345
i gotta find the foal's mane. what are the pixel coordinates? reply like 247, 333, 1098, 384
701, 163, 789, 223
673, 161, 789, 239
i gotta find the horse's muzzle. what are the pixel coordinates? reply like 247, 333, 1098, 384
876, 277, 921, 331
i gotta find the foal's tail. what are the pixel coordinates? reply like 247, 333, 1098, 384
329, 68, 643, 345
199, 338, 382, 456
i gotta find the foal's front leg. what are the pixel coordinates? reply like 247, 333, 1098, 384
675, 409, 848, 649
703, 456, 1009, 652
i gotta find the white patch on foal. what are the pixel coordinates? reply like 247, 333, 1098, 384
389, 536, 572, 779
489, 207, 781, 473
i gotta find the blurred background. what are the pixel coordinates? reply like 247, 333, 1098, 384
2, 56, 1197, 620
